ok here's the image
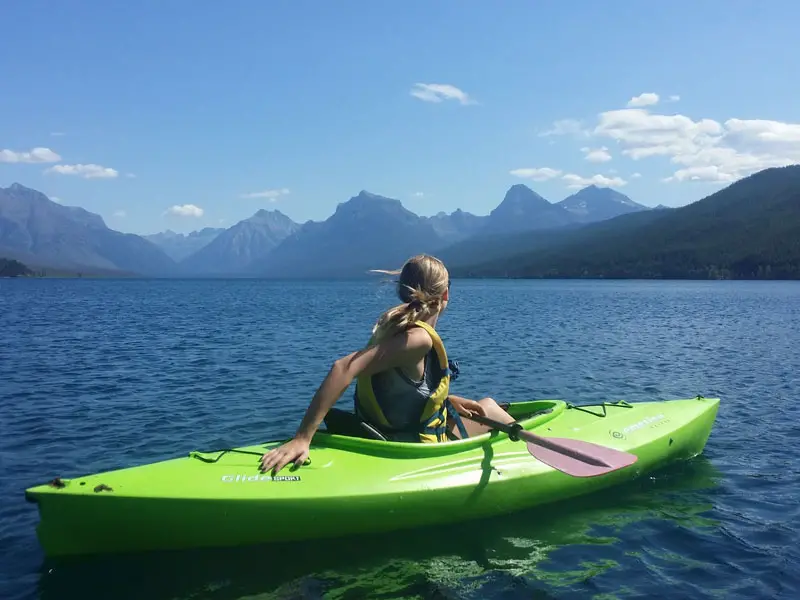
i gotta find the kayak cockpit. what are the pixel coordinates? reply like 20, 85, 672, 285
315, 400, 567, 457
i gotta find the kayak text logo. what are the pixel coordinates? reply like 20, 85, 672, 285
610, 414, 669, 440
221, 474, 301, 482
622, 414, 667, 435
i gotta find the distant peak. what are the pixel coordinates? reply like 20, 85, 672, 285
3, 182, 53, 203
6, 182, 36, 194
352, 190, 397, 203
500, 183, 548, 205
340, 190, 402, 208
250, 207, 292, 220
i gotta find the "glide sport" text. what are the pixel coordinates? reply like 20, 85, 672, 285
221, 474, 300, 482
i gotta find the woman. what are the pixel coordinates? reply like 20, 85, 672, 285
260, 254, 515, 475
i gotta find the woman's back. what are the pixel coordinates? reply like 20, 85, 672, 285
369, 348, 441, 441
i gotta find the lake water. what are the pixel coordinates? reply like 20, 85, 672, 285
1, 278, 798, 599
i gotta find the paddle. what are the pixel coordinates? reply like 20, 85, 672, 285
463, 412, 639, 477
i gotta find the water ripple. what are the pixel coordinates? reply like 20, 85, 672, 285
1, 278, 799, 599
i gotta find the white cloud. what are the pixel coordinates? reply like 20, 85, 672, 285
113, 210, 127, 218
509, 167, 562, 181
592, 106, 800, 183
240, 188, 290, 200
166, 204, 204, 218
724, 118, 800, 144
562, 173, 628, 189
49, 195, 62, 203
539, 119, 588, 138
126, 173, 136, 178
46, 163, 119, 179
50, 132, 66, 137
581, 146, 612, 162
627, 92, 660, 107
412, 191, 424, 197
661, 166, 737, 183
0, 147, 61, 163
410, 83, 475, 105
525, 91, 800, 188
594, 108, 724, 160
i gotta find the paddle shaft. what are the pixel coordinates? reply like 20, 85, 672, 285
464, 412, 612, 467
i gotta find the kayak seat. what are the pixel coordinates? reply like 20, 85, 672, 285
323, 407, 388, 441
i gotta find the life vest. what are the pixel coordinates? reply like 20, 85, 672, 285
354, 320, 467, 443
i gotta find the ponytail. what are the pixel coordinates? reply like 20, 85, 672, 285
371, 286, 444, 342
367, 255, 449, 342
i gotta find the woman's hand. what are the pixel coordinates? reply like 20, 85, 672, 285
450, 396, 487, 418
260, 437, 311, 476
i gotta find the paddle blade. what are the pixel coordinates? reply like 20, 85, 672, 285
524, 436, 638, 478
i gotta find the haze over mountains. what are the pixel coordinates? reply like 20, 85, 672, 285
0, 183, 176, 276
3, 166, 799, 279
143, 228, 225, 262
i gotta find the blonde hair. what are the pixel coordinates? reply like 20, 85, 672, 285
369, 254, 450, 342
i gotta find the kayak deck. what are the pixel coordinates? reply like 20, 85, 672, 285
25, 396, 720, 557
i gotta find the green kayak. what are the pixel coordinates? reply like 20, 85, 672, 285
25, 395, 719, 557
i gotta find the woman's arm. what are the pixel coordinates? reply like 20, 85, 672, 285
260, 327, 433, 475
447, 394, 487, 417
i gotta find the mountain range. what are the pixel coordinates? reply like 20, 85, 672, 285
0, 181, 650, 277
0, 183, 176, 275
450, 165, 800, 280
4, 167, 798, 280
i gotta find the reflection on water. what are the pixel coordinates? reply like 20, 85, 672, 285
38, 457, 722, 599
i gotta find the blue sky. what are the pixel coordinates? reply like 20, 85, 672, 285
2, 1, 800, 235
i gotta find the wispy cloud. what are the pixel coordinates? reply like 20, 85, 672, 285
562, 173, 628, 189
46, 163, 119, 179
0, 147, 61, 163
581, 146, 612, 163
627, 92, 660, 107
166, 204, 204, 217
240, 188, 290, 200
509, 167, 562, 181
113, 210, 127, 218
50, 132, 66, 137
412, 191, 424, 197
511, 166, 627, 189
410, 83, 476, 105
538, 119, 589, 138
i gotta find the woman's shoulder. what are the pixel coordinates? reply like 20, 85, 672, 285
397, 324, 435, 352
